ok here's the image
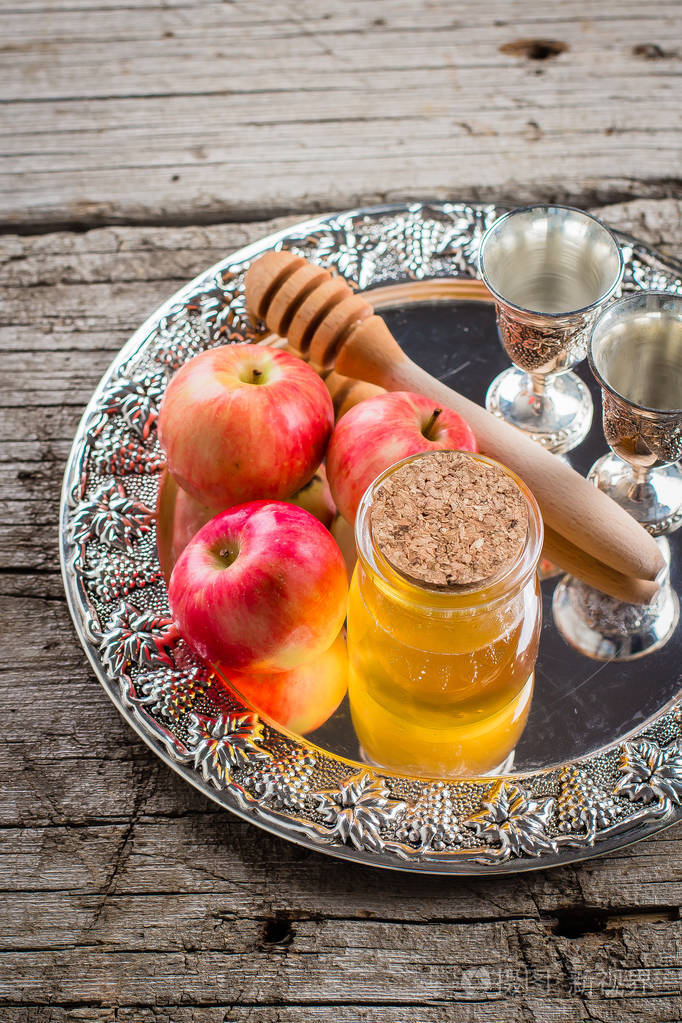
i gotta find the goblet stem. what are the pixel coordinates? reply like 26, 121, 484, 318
628, 467, 657, 509
632, 465, 652, 486
529, 372, 546, 398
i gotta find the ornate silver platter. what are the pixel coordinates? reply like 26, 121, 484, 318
60, 202, 682, 874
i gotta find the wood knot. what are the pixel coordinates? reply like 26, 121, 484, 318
632, 43, 667, 60
500, 38, 569, 60
260, 915, 294, 948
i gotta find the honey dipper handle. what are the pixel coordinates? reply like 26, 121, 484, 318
335, 316, 665, 584
542, 527, 658, 605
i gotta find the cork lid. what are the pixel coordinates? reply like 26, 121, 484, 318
369, 451, 529, 589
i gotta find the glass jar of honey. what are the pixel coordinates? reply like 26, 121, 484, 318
347, 450, 543, 777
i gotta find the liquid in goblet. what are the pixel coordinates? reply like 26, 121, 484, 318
479, 205, 623, 454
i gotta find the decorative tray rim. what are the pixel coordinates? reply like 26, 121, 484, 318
60, 200, 682, 874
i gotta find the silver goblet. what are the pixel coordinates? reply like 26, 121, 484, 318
553, 290, 682, 661
479, 205, 623, 454
587, 290, 682, 535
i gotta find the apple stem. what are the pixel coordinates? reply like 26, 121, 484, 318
422, 408, 442, 440
252, 368, 263, 382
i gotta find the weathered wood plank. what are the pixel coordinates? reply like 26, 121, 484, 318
1, 815, 682, 908
2, 916, 681, 1008
1, 1, 680, 228
2, 1007, 681, 1023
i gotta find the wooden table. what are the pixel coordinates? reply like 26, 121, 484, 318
2, 2, 682, 1019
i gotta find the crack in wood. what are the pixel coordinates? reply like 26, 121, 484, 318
1, 179, 680, 237
551, 905, 679, 939
82, 763, 162, 937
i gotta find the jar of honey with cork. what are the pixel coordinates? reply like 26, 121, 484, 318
347, 450, 543, 777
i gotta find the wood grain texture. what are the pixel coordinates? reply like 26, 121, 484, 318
1, 0, 681, 229
1, 197, 682, 1020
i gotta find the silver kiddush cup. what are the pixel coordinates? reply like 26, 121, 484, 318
587, 290, 682, 535
479, 205, 624, 454
553, 290, 682, 661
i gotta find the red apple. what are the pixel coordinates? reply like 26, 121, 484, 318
326, 391, 477, 523
158, 344, 334, 509
169, 500, 348, 673
218, 630, 348, 735
157, 465, 337, 581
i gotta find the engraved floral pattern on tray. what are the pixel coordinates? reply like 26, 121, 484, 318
61, 202, 682, 873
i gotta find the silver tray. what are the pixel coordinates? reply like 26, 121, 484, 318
60, 201, 682, 874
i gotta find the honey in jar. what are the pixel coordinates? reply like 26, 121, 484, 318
346, 450, 543, 777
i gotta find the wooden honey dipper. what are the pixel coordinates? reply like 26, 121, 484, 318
246, 250, 665, 591
300, 364, 657, 604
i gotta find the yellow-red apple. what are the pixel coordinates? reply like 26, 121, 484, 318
218, 630, 348, 735
156, 470, 215, 582
330, 514, 357, 580
158, 344, 334, 509
287, 464, 336, 529
326, 391, 477, 523
168, 501, 348, 673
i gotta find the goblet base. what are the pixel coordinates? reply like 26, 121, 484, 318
485, 366, 593, 454
553, 540, 679, 662
588, 453, 682, 536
